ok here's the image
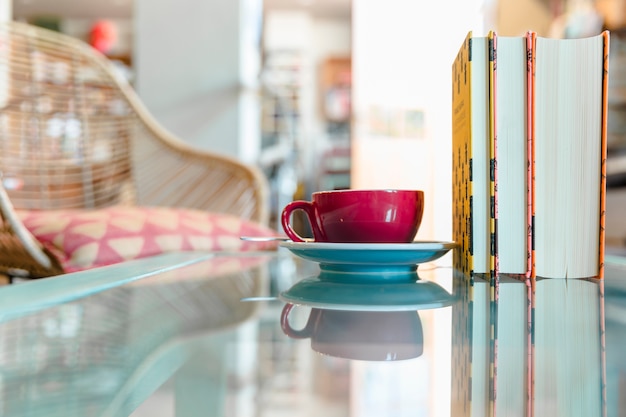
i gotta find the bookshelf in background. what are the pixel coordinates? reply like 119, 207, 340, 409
317, 56, 352, 191
319, 56, 352, 124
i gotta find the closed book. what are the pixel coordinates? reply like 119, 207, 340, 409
531, 31, 609, 281
452, 31, 491, 277
490, 32, 533, 279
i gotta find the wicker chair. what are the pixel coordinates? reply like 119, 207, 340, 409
0, 21, 270, 278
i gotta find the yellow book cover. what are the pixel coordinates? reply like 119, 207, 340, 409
452, 31, 473, 277
452, 31, 490, 277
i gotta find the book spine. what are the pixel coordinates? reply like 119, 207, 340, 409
528, 30, 537, 417
599, 31, 609, 280
489, 33, 498, 288
525, 32, 533, 284
488, 30, 497, 417
598, 32, 609, 414
452, 33, 474, 279
525, 30, 535, 417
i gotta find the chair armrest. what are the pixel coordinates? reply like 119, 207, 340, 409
115, 80, 270, 226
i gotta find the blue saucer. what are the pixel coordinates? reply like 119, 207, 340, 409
279, 241, 457, 273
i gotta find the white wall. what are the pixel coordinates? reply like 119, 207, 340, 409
134, 0, 262, 162
0, 0, 9, 22
351, 0, 485, 243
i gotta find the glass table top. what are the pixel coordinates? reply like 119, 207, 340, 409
0, 248, 622, 417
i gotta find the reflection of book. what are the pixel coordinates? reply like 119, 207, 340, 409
452, 31, 490, 276
494, 276, 529, 417
533, 278, 605, 416
532, 32, 609, 280
451, 272, 490, 417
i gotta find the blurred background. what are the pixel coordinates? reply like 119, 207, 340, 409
6, 0, 626, 246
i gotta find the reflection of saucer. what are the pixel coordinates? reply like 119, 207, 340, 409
279, 273, 455, 311
279, 241, 456, 273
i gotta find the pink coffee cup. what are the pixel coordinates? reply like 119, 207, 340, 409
280, 189, 424, 243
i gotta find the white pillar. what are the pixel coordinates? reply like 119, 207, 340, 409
0, 0, 11, 22
0, 0, 10, 109
134, 0, 262, 163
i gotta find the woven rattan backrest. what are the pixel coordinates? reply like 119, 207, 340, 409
0, 22, 135, 210
0, 22, 269, 224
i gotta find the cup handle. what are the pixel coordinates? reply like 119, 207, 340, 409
280, 303, 314, 339
280, 200, 320, 242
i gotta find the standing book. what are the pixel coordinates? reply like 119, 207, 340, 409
531, 31, 609, 280
452, 31, 491, 277
491, 32, 533, 278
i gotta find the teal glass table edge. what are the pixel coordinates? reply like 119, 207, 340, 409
0, 250, 623, 416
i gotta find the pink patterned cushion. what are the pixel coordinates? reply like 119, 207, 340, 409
18, 207, 279, 272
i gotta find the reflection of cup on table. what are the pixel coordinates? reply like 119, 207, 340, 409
280, 189, 424, 243
280, 303, 424, 361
